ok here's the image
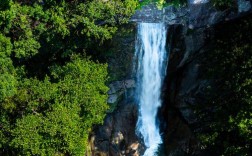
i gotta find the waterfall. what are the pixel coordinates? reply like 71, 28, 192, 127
134, 23, 168, 156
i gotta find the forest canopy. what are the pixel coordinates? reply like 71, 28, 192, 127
0, 0, 138, 155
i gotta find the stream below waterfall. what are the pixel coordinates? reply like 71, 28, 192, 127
134, 23, 168, 156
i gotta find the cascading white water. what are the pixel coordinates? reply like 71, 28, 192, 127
134, 23, 168, 156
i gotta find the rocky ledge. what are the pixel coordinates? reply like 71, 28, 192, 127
131, 0, 252, 28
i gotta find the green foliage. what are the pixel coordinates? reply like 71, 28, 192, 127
211, 0, 233, 9
0, 0, 136, 155
137, 0, 168, 9
1, 57, 109, 155
0, 0, 12, 11
196, 16, 252, 155
138, 0, 161, 9
0, 73, 17, 101
0, 33, 12, 57
0, 33, 17, 101
13, 38, 41, 58
138, 0, 186, 9
167, 0, 187, 7
0, 0, 138, 53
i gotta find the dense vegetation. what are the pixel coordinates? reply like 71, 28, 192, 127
137, 0, 186, 9
0, 0, 138, 155
196, 16, 252, 155
212, 0, 233, 9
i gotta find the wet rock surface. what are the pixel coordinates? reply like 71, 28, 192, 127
160, 25, 207, 155
90, 102, 143, 156
107, 79, 136, 104
131, 1, 252, 28
162, 17, 216, 155
131, 4, 188, 24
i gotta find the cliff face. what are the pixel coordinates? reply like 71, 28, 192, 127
91, 1, 252, 155
162, 23, 213, 156
162, 1, 252, 154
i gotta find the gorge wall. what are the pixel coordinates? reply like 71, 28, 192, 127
90, 1, 252, 155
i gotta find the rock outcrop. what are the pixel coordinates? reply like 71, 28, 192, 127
131, 0, 252, 28
162, 24, 211, 155
108, 79, 136, 105
90, 102, 143, 156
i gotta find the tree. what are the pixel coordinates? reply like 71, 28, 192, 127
0, 0, 138, 155
196, 16, 252, 156
1, 57, 109, 155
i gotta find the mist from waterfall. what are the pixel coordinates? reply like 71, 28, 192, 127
134, 23, 168, 156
